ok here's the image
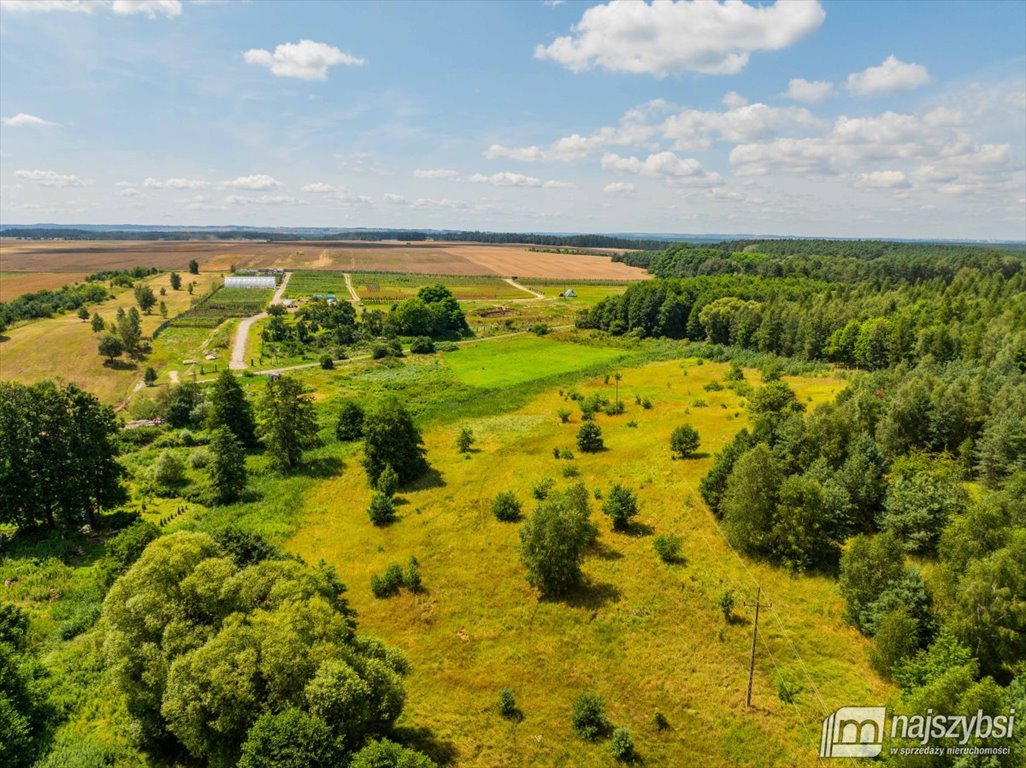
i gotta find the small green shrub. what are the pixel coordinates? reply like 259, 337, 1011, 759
653, 533, 683, 563
371, 563, 405, 598
404, 556, 422, 592
498, 687, 519, 720
571, 692, 609, 740
320, 355, 334, 369
532, 477, 555, 500
719, 590, 735, 622
557, 408, 572, 423
610, 727, 636, 762
562, 464, 580, 478
576, 422, 604, 453
376, 465, 400, 497
368, 492, 396, 526
653, 711, 669, 730
492, 491, 522, 522
410, 336, 435, 354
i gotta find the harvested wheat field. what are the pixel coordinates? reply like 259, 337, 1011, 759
0, 239, 649, 281
0, 271, 90, 301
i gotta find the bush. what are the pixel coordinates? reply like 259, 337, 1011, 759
641, 398, 652, 409
189, 448, 211, 469
376, 464, 400, 497
652, 711, 669, 731
371, 344, 389, 360
557, 409, 572, 423
571, 692, 609, 740
670, 424, 700, 458
102, 521, 160, 577
653, 533, 682, 563
349, 739, 436, 768
576, 422, 604, 453
602, 484, 639, 531
492, 491, 522, 522
719, 590, 735, 622
409, 336, 435, 354
404, 556, 422, 592
368, 492, 396, 526
497, 687, 519, 720
456, 426, 475, 454
143, 367, 157, 386
562, 464, 580, 478
371, 564, 405, 598
152, 450, 186, 490
532, 477, 555, 500
610, 727, 636, 762
319, 355, 334, 370
335, 399, 365, 441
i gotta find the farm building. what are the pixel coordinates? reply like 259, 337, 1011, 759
224, 275, 276, 289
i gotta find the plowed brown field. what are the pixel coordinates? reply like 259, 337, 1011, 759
0, 239, 649, 281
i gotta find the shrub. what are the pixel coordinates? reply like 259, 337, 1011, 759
102, 521, 161, 577
368, 492, 396, 526
571, 692, 608, 740
497, 687, 519, 720
152, 450, 186, 491
371, 344, 389, 359
610, 727, 636, 762
376, 465, 400, 497
492, 491, 522, 522
719, 590, 735, 622
456, 426, 475, 454
602, 484, 639, 531
653, 533, 682, 563
349, 740, 435, 768
404, 556, 422, 592
559, 448, 574, 460
532, 477, 555, 500
562, 464, 580, 478
670, 424, 701, 458
189, 448, 210, 469
641, 398, 652, 409
604, 400, 625, 416
576, 422, 604, 453
652, 711, 669, 731
704, 381, 723, 392
557, 408, 572, 423
335, 399, 365, 441
371, 564, 405, 598
410, 336, 435, 354
319, 355, 334, 370
144, 367, 157, 386
531, 323, 550, 335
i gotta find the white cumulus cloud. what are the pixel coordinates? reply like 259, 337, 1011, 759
219, 174, 281, 190
1, 1, 182, 17
111, 1, 181, 18
143, 177, 209, 189
224, 194, 303, 206
14, 169, 84, 187
604, 182, 635, 194
534, 0, 826, 77
414, 169, 460, 179
786, 78, 834, 103
855, 170, 911, 189
846, 55, 930, 96
301, 182, 371, 204
244, 40, 364, 81
601, 151, 720, 184
1, 113, 58, 127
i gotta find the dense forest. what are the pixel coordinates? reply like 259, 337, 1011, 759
580, 240, 1026, 763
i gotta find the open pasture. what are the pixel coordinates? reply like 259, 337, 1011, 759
351, 272, 528, 301
444, 335, 627, 388
286, 356, 888, 767
0, 271, 90, 301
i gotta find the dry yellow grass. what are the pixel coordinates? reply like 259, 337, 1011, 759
0, 271, 223, 404
0, 271, 90, 301
287, 359, 892, 767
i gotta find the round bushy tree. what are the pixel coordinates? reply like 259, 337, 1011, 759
237, 708, 339, 768
335, 400, 365, 442
610, 727, 636, 763
362, 398, 427, 486
349, 739, 436, 768
520, 484, 593, 596
152, 450, 185, 491
602, 484, 639, 531
670, 424, 700, 458
570, 692, 608, 740
576, 422, 604, 453
492, 491, 522, 522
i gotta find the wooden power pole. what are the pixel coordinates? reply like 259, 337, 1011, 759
744, 587, 770, 707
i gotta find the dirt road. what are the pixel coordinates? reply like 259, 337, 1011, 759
229, 272, 291, 371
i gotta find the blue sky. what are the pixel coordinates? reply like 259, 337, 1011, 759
1, 0, 1024, 239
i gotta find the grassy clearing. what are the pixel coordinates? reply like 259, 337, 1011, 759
0, 271, 91, 301
283, 355, 890, 767
350, 272, 526, 301
521, 279, 631, 305
444, 335, 627, 389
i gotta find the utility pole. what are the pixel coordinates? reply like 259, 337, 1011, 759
744, 587, 770, 708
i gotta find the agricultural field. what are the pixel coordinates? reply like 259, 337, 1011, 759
0, 239, 650, 281
521, 279, 632, 305
0, 271, 90, 301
